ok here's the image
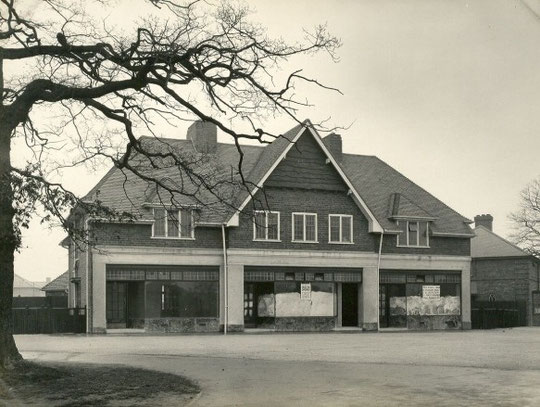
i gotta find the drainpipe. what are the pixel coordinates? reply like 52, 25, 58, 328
376, 232, 384, 331
85, 217, 92, 334
221, 224, 228, 335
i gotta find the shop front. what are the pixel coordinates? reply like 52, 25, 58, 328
105, 265, 220, 332
379, 271, 462, 330
243, 266, 362, 331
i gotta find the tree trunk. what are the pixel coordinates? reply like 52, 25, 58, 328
0, 115, 22, 371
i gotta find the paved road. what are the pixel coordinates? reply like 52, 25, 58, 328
16, 328, 540, 406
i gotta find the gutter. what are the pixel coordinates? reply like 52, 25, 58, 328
376, 232, 384, 331
221, 224, 229, 335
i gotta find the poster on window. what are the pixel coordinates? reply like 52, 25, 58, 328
300, 283, 311, 300
422, 285, 440, 299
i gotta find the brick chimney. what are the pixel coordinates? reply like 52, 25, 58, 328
323, 133, 342, 161
187, 120, 217, 154
474, 214, 493, 231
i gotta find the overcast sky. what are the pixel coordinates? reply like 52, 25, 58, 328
14, 0, 540, 282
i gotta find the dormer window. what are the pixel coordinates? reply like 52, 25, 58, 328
396, 220, 429, 247
153, 208, 194, 239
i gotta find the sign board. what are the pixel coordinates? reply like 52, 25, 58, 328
422, 285, 440, 299
300, 283, 311, 300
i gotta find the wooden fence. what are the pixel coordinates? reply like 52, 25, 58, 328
471, 301, 527, 329
12, 306, 86, 334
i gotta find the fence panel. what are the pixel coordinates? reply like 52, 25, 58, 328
12, 307, 86, 334
471, 301, 527, 329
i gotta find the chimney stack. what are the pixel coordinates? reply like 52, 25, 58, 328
323, 133, 342, 161
474, 214, 493, 231
187, 121, 217, 154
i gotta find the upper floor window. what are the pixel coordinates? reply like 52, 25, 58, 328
253, 211, 280, 241
396, 220, 429, 247
292, 213, 318, 243
329, 214, 353, 244
153, 208, 193, 239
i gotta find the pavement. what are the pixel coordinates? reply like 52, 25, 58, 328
15, 327, 540, 406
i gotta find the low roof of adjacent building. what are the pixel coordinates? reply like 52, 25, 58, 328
41, 271, 69, 292
76, 121, 473, 237
14, 274, 45, 289
471, 225, 530, 258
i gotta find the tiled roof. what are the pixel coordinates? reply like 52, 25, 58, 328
14, 274, 43, 289
341, 154, 472, 235
80, 122, 473, 236
41, 271, 69, 292
471, 226, 529, 258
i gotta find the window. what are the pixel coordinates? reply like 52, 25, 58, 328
153, 208, 193, 239
253, 211, 280, 241
329, 215, 353, 243
396, 220, 429, 247
292, 213, 318, 242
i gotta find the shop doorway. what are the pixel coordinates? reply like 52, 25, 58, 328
106, 281, 127, 328
379, 284, 407, 328
341, 283, 358, 327
244, 282, 274, 328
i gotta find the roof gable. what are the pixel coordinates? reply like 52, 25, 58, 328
471, 226, 529, 258
226, 121, 383, 232
42, 271, 69, 292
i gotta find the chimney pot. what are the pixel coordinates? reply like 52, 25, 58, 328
474, 214, 493, 231
187, 120, 217, 154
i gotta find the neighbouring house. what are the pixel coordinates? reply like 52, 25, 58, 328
13, 274, 46, 297
471, 214, 540, 326
42, 271, 69, 297
63, 120, 474, 333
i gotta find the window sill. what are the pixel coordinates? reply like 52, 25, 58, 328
396, 245, 430, 249
253, 239, 282, 242
291, 240, 319, 244
151, 236, 195, 240
328, 241, 355, 245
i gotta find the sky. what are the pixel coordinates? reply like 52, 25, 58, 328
12, 0, 540, 282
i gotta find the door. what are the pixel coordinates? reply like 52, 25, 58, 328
106, 282, 127, 328
244, 283, 256, 327
341, 283, 358, 327
379, 284, 407, 328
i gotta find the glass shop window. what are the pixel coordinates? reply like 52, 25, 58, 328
145, 281, 218, 318
274, 281, 334, 317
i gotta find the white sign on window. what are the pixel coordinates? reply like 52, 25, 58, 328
300, 283, 311, 300
422, 285, 440, 299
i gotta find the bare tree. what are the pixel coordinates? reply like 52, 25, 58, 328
510, 176, 540, 258
0, 0, 340, 369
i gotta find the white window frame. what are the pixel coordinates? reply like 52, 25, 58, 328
291, 212, 318, 243
151, 208, 195, 240
253, 210, 281, 242
396, 220, 429, 248
328, 214, 354, 244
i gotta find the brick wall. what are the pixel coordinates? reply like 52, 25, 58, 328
90, 222, 222, 249
228, 187, 378, 252
382, 234, 470, 256
471, 257, 539, 325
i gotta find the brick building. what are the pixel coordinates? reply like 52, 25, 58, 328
64, 120, 474, 333
471, 215, 540, 326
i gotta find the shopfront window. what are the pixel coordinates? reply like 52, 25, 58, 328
274, 281, 334, 317
146, 281, 218, 318
380, 272, 461, 327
